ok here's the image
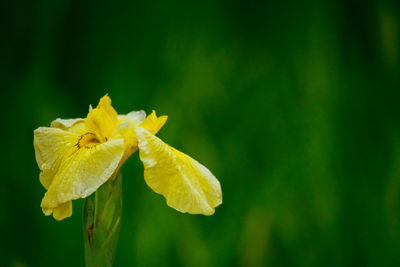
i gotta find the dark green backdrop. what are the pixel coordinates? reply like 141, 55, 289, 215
1, 0, 400, 266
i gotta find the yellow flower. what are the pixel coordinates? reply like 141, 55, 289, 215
34, 95, 222, 220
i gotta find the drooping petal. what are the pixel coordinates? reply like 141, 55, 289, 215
34, 127, 80, 187
42, 201, 73, 221
139, 110, 168, 135
41, 138, 125, 209
40, 169, 57, 190
135, 127, 222, 215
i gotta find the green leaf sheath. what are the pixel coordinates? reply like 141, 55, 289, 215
83, 173, 122, 267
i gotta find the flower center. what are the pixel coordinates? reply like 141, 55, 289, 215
78, 133, 101, 148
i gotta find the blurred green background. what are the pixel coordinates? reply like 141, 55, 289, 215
1, 0, 400, 266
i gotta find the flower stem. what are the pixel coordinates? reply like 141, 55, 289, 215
83, 172, 122, 267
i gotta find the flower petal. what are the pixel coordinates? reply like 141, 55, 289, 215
116, 110, 147, 161
85, 95, 119, 142
50, 118, 85, 130
97, 94, 119, 125
41, 138, 125, 209
85, 109, 115, 142
40, 169, 57, 190
118, 110, 146, 125
34, 127, 80, 187
135, 127, 222, 215
42, 201, 73, 221
139, 110, 168, 135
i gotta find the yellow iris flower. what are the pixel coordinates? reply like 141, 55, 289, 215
34, 95, 222, 220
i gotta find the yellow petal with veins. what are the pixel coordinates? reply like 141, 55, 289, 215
135, 127, 222, 215
139, 110, 168, 135
41, 137, 124, 210
34, 127, 80, 188
34, 127, 79, 220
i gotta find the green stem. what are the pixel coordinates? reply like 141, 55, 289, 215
83, 172, 123, 267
